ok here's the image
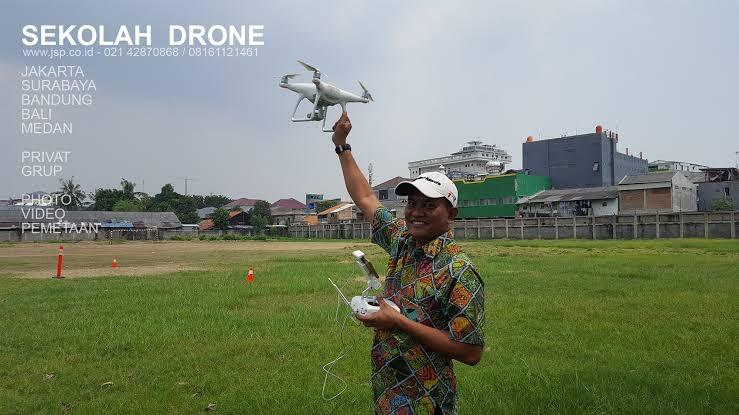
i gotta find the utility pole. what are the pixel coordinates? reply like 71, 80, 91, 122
368, 163, 374, 187
176, 177, 196, 195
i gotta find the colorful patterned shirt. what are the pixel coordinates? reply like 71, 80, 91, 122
370, 207, 485, 415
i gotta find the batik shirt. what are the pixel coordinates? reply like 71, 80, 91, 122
370, 207, 485, 415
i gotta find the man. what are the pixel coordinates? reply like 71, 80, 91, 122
332, 112, 485, 415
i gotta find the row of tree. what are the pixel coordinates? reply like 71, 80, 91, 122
54, 177, 238, 224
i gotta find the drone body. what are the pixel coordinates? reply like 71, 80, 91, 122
279, 60, 373, 132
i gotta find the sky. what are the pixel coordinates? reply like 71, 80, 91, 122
2, 0, 738, 203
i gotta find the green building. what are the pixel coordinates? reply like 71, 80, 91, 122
454, 173, 551, 218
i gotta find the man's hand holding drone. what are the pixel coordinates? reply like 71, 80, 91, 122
355, 298, 403, 330
332, 111, 352, 146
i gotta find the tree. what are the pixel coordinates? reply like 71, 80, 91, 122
316, 199, 339, 213
251, 200, 273, 225
112, 199, 141, 212
120, 178, 136, 200
210, 208, 230, 230
56, 177, 86, 208
204, 195, 232, 208
149, 184, 199, 224
91, 188, 125, 211
250, 214, 268, 230
712, 197, 735, 211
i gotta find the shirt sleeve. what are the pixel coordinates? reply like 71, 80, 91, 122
370, 207, 405, 255
444, 260, 485, 346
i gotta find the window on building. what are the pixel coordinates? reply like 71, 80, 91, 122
379, 189, 388, 200
602, 201, 608, 207
593, 162, 600, 172
726, 187, 731, 196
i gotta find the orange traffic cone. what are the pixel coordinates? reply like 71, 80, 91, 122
112, 258, 119, 269
246, 266, 254, 283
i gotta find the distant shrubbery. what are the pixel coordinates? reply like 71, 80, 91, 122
170, 234, 268, 242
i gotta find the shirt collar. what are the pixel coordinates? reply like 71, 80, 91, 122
408, 228, 454, 260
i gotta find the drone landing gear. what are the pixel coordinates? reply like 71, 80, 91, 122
319, 102, 346, 132
290, 96, 327, 123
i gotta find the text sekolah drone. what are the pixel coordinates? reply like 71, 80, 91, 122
279, 60, 373, 132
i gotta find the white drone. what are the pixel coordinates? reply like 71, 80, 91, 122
279, 60, 373, 132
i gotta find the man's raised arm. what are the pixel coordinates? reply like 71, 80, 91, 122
332, 112, 381, 218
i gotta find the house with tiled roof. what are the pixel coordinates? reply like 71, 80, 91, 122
373, 176, 411, 217
270, 198, 308, 225
222, 198, 260, 212
317, 202, 365, 224
198, 210, 250, 230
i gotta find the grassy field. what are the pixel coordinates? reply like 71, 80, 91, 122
0, 239, 737, 414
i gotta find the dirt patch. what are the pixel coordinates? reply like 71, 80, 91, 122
14, 264, 205, 279
0, 240, 374, 279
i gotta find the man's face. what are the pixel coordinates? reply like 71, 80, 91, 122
404, 189, 458, 245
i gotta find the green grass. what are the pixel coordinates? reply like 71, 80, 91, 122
0, 239, 737, 414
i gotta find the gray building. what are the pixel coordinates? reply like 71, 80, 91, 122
522, 126, 647, 189
372, 176, 410, 217
696, 168, 738, 211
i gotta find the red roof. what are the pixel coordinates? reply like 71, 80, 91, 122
271, 198, 306, 210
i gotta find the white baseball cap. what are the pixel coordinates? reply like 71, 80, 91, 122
395, 172, 458, 208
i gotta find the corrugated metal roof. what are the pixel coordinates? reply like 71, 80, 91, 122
223, 198, 260, 208
619, 172, 676, 185
196, 207, 217, 219
317, 202, 353, 215
517, 186, 619, 204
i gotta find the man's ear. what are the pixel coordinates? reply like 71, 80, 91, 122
448, 207, 458, 222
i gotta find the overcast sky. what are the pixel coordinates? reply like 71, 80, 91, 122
2, 0, 738, 203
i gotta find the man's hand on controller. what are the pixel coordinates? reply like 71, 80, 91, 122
355, 298, 402, 330
332, 111, 352, 146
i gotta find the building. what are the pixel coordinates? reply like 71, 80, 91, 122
696, 168, 739, 211
198, 210, 249, 230
196, 207, 217, 219
517, 186, 619, 217
618, 171, 697, 213
305, 194, 323, 213
408, 141, 512, 180
270, 198, 308, 225
222, 198, 260, 212
522, 125, 647, 189
373, 176, 410, 217
649, 159, 709, 173
317, 202, 364, 224
454, 173, 551, 218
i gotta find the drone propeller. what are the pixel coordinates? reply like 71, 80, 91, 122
298, 60, 320, 73
358, 81, 374, 102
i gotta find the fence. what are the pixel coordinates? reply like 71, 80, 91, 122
2, 212, 735, 242
289, 211, 738, 240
